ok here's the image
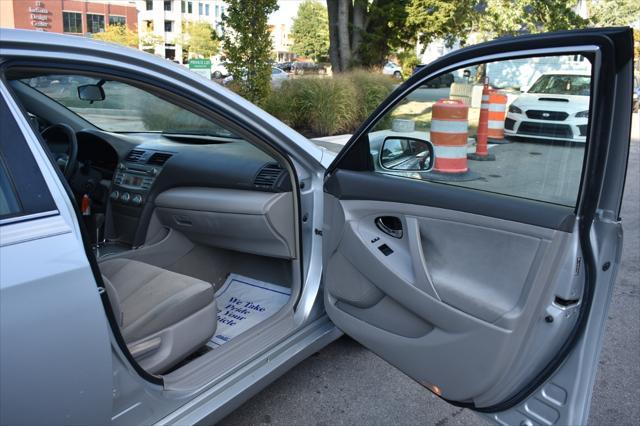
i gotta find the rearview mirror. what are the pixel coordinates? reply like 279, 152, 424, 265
380, 137, 434, 172
77, 84, 105, 102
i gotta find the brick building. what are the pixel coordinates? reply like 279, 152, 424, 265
0, 0, 137, 35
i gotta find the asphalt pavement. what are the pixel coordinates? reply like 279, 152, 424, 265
220, 118, 640, 426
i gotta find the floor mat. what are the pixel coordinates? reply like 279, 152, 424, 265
209, 273, 291, 348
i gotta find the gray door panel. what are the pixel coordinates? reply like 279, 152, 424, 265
324, 195, 583, 405
322, 27, 632, 425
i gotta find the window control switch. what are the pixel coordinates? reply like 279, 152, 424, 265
378, 244, 393, 256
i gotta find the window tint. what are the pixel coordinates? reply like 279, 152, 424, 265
0, 95, 56, 220
0, 159, 20, 219
368, 54, 591, 207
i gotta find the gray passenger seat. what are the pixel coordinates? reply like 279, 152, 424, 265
100, 258, 217, 374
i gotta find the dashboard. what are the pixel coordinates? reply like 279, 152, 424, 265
65, 129, 291, 247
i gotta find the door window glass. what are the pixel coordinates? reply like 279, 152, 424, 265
0, 159, 20, 218
367, 54, 591, 207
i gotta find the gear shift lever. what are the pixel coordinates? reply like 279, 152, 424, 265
93, 213, 105, 257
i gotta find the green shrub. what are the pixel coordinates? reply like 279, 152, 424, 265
345, 70, 395, 122
263, 70, 395, 137
397, 49, 420, 78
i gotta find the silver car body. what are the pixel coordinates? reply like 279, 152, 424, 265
0, 28, 632, 425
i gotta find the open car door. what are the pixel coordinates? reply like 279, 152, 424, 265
322, 28, 633, 425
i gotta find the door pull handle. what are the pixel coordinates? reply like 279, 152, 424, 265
375, 216, 403, 239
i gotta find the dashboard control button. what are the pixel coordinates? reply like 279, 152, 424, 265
110, 190, 119, 201
120, 192, 131, 203
132, 194, 143, 206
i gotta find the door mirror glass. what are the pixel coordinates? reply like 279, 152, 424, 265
77, 84, 105, 102
380, 137, 434, 172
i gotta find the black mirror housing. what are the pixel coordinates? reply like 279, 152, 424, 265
77, 84, 105, 102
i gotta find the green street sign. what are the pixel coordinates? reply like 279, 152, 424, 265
189, 58, 212, 69
189, 58, 212, 78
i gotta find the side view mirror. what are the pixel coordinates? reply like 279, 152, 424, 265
520, 85, 530, 93
77, 84, 105, 102
379, 136, 434, 172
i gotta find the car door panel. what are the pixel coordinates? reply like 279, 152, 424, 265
324, 192, 581, 404
0, 84, 113, 425
324, 170, 576, 231
322, 27, 632, 424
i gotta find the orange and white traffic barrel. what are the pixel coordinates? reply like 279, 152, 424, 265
468, 80, 496, 161
487, 91, 508, 144
430, 99, 470, 174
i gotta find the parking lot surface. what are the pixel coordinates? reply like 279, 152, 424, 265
220, 119, 640, 426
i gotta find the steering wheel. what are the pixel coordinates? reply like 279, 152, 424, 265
41, 123, 78, 179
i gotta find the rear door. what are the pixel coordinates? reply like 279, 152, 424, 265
0, 81, 113, 425
322, 28, 633, 425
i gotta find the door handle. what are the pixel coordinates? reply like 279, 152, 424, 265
375, 216, 403, 239
405, 217, 441, 301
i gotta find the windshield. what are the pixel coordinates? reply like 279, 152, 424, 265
21, 74, 235, 136
528, 74, 591, 96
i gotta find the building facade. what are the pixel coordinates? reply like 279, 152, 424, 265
0, 0, 137, 35
268, 0, 302, 62
136, 0, 226, 63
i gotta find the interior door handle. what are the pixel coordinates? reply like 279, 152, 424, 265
405, 217, 441, 301
375, 216, 403, 239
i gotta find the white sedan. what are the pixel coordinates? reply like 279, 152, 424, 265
504, 72, 590, 143
382, 61, 403, 79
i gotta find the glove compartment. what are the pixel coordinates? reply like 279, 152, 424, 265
154, 187, 295, 259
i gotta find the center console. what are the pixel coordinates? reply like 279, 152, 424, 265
110, 162, 159, 207
104, 149, 173, 249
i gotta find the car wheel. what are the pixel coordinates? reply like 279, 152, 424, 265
213, 71, 222, 79
393, 71, 402, 80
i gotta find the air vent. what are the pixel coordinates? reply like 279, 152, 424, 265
125, 149, 145, 163
254, 164, 283, 188
147, 152, 173, 166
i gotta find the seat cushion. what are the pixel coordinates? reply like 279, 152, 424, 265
100, 258, 214, 343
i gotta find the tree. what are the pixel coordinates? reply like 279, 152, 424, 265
357, 1, 416, 67
588, 0, 640, 26
139, 22, 163, 50
327, 0, 416, 73
408, 0, 587, 49
181, 21, 219, 58
92, 24, 139, 48
291, 0, 329, 62
223, 0, 279, 104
